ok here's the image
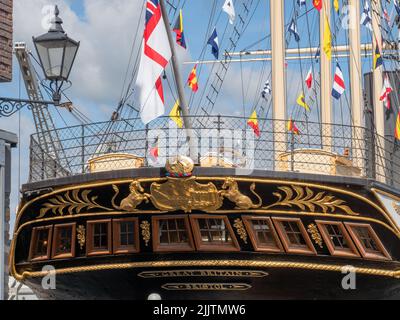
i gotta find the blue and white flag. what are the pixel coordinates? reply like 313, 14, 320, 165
360, 1, 373, 31
332, 63, 346, 100
261, 81, 272, 99
207, 27, 219, 59
288, 18, 300, 42
395, 0, 400, 16
315, 48, 321, 62
297, 0, 306, 7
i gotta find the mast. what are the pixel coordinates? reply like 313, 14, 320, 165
270, 0, 286, 166
320, 0, 332, 151
348, 0, 364, 171
371, 0, 385, 183
159, 0, 197, 160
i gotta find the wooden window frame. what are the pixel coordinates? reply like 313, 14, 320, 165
189, 215, 240, 252
242, 216, 283, 253
113, 218, 139, 254
272, 217, 316, 255
86, 219, 112, 256
344, 222, 391, 261
315, 220, 360, 258
152, 215, 195, 252
29, 225, 53, 261
51, 223, 76, 259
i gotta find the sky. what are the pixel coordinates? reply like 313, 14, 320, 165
0, 0, 394, 233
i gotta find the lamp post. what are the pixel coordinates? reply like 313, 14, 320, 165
0, 5, 79, 117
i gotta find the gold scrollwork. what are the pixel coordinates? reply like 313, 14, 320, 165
77, 225, 86, 250
161, 283, 251, 291
140, 221, 151, 246
263, 186, 359, 216
233, 218, 248, 244
307, 223, 323, 248
38, 189, 112, 218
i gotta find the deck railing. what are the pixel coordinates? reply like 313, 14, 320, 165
28, 116, 400, 188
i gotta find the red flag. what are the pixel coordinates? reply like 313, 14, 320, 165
305, 67, 313, 89
247, 110, 260, 137
313, 0, 322, 11
187, 64, 199, 92
287, 119, 300, 135
380, 75, 393, 109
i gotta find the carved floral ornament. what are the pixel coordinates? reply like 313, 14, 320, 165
34, 156, 360, 218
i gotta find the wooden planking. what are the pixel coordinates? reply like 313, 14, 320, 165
0, 0, 12, 82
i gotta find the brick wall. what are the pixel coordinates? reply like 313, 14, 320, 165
0, 0, 12, 82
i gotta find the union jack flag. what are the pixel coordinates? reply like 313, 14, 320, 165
136, 0, 172, 124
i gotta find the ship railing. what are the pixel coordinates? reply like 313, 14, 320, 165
27, 116, 400, 189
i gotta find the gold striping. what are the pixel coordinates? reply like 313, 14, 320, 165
13, 259, 400, 281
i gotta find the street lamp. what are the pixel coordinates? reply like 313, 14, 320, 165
0, 4, 80, 117
33, 5, 80, 104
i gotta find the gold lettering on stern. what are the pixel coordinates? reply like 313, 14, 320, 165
161, 283, 252, 291
138, 270, 269, 278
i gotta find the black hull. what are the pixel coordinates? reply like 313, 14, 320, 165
24, 267, 400, 300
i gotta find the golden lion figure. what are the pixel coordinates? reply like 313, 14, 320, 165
220, 178, 262, 209
112, 180, 151, 211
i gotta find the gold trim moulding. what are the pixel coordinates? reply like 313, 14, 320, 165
138, 270, 269, 278
13, 259, 400, 281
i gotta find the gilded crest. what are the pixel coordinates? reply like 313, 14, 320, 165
150, 176, 223, 212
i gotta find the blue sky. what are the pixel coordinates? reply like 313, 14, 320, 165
1, 0, 398, 232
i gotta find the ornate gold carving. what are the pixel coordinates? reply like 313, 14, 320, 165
150, 176, 223, 212
111, 180, 151, 211
138, 270, 268, 278
161, 283, 251, 291
140, 221, 151, 246
307, 223, 323, 248
233, 218, 248, 244
165, 155, 194, 176
38, 189, 112, 218
77, 225, 86, 250
264, 186, 359, 216
392, 201, 400, 216
220, 178, 262, 209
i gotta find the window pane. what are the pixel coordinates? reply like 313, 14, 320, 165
158, 218, 190, 245
197, 218, 233, 244
281, 221, 306, 246
353, 226, 380, 252
35, 229, 49, 256
119, 221, 135, 246
325, 224, 349, 249
93, 223, 108, 249
252, 220, 276, 246
55, 226, 72, 254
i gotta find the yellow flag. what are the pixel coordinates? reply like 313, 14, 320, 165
296, 92, 310, 112
323, 15, 332, 60
169, 99, 183, 128
333, 0, 339, 13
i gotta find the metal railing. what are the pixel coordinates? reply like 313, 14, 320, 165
28, 116, 400, 189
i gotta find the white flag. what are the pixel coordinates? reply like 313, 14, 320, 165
222, 0, 235, 25
136, 0, 172, 124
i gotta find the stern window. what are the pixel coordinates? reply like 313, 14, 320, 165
113, 218, 139, 254
87, 220, 112, 256
190, 215, 239, 252
243, 217, 283, 252
345, 223, 391, 260
29, 226, 53, 261
152, 216, 194, 252
272, 218, 316, 255
316, 221, 359, 258
52, 223, 76, 259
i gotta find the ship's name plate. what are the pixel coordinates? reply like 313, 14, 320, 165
161, 283, 251, 291
138, 270, 269, 278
